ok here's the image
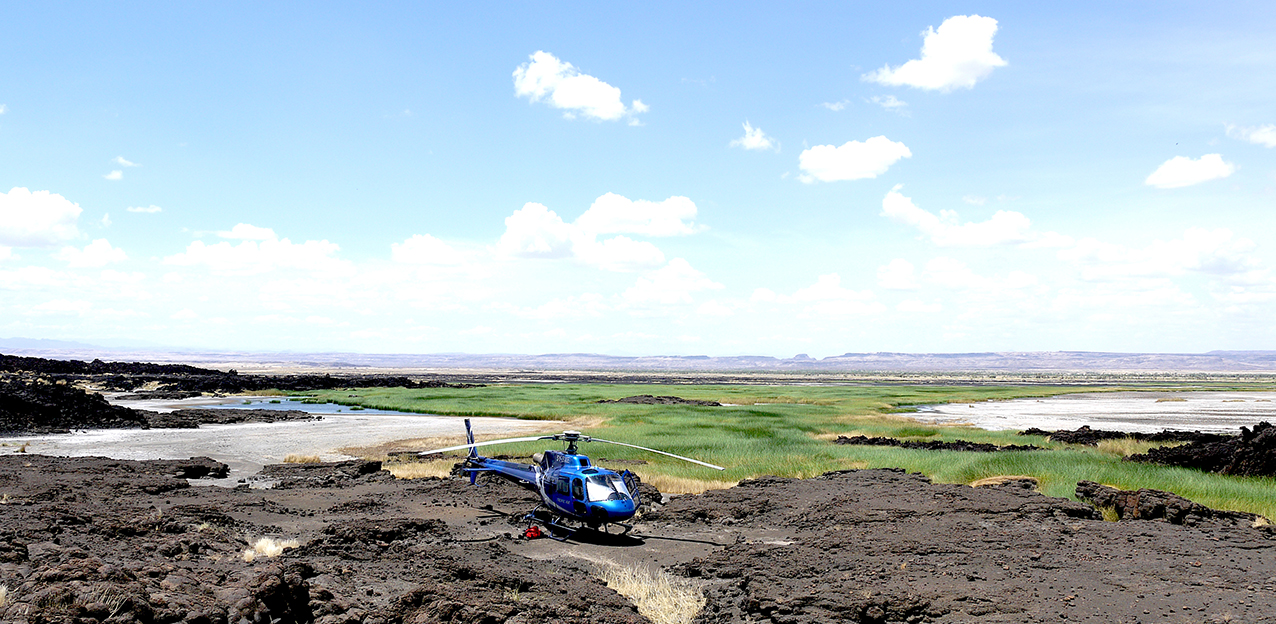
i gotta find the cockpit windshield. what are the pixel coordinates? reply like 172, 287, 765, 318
584, 474, 631, 502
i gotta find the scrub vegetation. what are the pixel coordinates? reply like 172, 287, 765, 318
590, 558, 705, 624
302, 383, 1276, 519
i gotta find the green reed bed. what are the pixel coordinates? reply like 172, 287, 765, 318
299, 383, 1276, 519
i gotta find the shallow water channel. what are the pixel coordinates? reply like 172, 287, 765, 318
912, 390, 1276, 434
0, 396, 555, 485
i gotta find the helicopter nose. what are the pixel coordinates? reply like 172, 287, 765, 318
592, 496, 637, 522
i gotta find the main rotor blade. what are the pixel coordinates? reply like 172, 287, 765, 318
416, 435, 553, 456
588, 438, 725, 470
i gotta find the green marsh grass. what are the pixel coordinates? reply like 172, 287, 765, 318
298, 383, 1276, 519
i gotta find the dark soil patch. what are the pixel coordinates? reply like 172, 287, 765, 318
2, 457, 1274, 624
0, 377, 149, 434
3, 353, 485, 399
834, 435, 1044, 452
597, 395, 722, 406
0, 378, 323, 435
1076, 480, 1262, 527
1126, 421, 1276, 477
146, 409, 321, 429
1020, 425, 1224, 446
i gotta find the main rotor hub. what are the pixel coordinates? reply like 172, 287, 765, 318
558, 430, 589, 454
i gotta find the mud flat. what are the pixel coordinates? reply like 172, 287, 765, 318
0, 415, 556, 484
1, 455, 1274, 624
914, 390, 1276, 433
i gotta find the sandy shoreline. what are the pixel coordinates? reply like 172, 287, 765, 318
0, 412, 559, 485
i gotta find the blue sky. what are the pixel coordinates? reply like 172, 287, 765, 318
2, 2, 1275, 356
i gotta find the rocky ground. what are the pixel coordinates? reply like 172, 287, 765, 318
0, 377, 319, 435
1, 456, 1273, 624
1126, 421, 1276, 477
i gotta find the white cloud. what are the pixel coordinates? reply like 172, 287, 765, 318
497, 194, 700, 271
164, 228, 346, 275
505, 293, 611, 320
896, 300, 942, 313
575, 193, 700, 237
1060, 228, 1259, 281
924, 257, 1036, 291
881, 186, 1034, 246
0, 187, 83, 247
100, 213, 111, 228
789, 274, 885, 316
1226, 124, 1276, 148
750, 287, 778, 303
730, 121, 777, 151
574, 235, 665, 272
171, 308, 199, 320
30, 299, 94, 316
1145, 154, 1235, 189
863, 15, 1007, 92
391, 234, 463, 265
622, 258, 723, 305
0, 104, 7, 114
869, 95, 908, 111
798, 136, 911, 183
878, 259, 918, 290
219, 223, 277, 240
962, 195, 987, 206
0, 246, 11, 262
753, 274, 885, 316
127, 205, 163, 213
113, 156, 140, 167
696, 300, 735, 317
513, 51, 644, 122
496, 203, 575, 259
820, 100, 850, 111
103, 170, 123, 181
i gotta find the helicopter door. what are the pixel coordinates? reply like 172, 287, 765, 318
571, 478, 586, 515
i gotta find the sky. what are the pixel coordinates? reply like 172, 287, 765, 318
2, 2, 1275, 357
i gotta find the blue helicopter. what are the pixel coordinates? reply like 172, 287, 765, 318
417, 419, 724, 538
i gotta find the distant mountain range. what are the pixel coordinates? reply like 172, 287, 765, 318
4, 337, 1276, 373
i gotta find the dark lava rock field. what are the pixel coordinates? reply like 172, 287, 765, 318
1, 456, 1273, 624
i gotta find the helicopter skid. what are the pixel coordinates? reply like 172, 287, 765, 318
518, 505, 632, 542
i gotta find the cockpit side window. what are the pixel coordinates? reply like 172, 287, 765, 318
557, 477, 569, 495
571, 478, 584, 500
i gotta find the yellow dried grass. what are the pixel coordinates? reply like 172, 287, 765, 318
282, 454, 322, 464
592, 560, 704, 624
970, 475, 1039, 489
242, 537, 299, 562
386, 460, 456, 480
637, 474, 737, 495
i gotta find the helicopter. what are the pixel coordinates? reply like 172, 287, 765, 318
416, 419, 724, 539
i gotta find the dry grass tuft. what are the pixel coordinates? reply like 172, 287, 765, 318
1098, 505, 1121, 522
1155, 397, 1187, 403
283, 454, 322, 464
592, 560, 704, 624
638, 474, 737, 495
1094, 438, 1186, 458
1254, 516, 1271, 528
0, 584, 8, 608
970, 475, 1039, 489
242, 537, 299, 562
386, 460, 456, 480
